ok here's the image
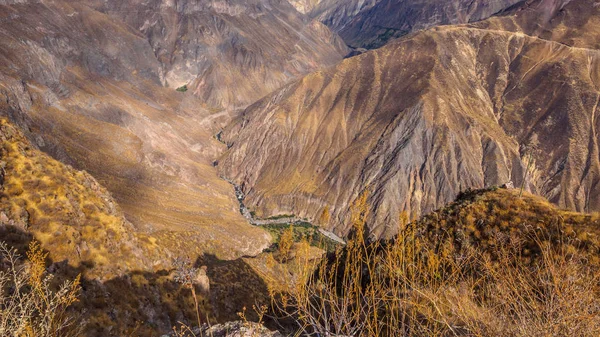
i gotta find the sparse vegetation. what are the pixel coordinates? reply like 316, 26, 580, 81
0, 119, 141, 277
176, 85, 189, 92
3, 126, 599, 337
262, 222, 340, 253
318, 207, 330, 226
0, 241, 82, 337
270, 188, 600, 336
276, 225, 295, 262
265, 214, 296, 221
173, 258, 207, 334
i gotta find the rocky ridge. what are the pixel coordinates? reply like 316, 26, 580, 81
287, 0, 323, 14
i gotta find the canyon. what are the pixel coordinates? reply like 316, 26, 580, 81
1, 0, 599, 335
220, 0, 599, 237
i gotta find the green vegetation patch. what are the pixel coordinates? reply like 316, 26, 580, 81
176, 85, 188, 92
262, 222, 340, 253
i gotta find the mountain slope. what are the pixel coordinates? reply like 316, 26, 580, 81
0, 0, 352, 259
413, 187, 600, 254
287, 0, 323, 14
91, 0, 347, 109
0, 119, 278, 335
0, 0, 280, 259
273, 187, 600, 337
0, 119, 156, 279
309, 0, 526, 49
220, 0, 600, 238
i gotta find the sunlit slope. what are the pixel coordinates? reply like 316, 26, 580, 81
221, 0, 600, 238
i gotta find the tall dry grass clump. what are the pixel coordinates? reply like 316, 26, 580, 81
271, 190, 600, 336
0, 241, 82, 337
277, 225, 295, 262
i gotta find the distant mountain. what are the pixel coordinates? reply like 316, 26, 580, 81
220, 0, 599, 238
5, 0, 599, 335
91, 0, 347, 109
307, 0, 526, 49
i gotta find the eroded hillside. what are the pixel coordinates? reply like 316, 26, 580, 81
91, 0, 348, 108
0, 119, 155, 279
0, 0, 350, 259
220, 0, 600, 238
0, 118, 277, 335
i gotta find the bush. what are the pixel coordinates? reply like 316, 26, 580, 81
277, 226, 294, 262
271, 191, 600, 336
176, 85, 188, 92
0, 241, 82, 337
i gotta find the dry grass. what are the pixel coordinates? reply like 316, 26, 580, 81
0, 240, 82, 337
271, 188, 600, 336
3, 114, 598, 336
277, 225, 295, 262
0, 120, 273, 335
0, 119, 145, 278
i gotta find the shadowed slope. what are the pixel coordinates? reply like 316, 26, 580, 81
0, 119, 156, 279
309, 0, 527, 49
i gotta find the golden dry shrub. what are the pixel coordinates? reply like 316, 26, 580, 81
270, 189, 600, 337
277, 225, 295, 262
319, 206, 331, 226
0, 240, 82, 337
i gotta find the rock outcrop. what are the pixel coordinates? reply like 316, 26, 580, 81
220, 0, 600, 238
287, 0, 323, 14
164, 321, 283, 337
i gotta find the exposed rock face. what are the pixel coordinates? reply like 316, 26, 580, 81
220, 0, 600, 238
164, 321, 282, 337
92, 0, 348, 108
307, 0, 379, 38
0, 0, 350, 260
309, 0, 526, 48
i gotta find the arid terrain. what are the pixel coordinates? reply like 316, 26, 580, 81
0, 0, 349, 261
221, 0, 600, 237
0, 0, 599, 336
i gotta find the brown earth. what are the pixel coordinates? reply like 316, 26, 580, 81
308, 0, 527, 49
286, 0, 323, 14
0, 119, 276, 335
220, 0, 600, 238
0, 0, 349, 259
89, 0, 348, 109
